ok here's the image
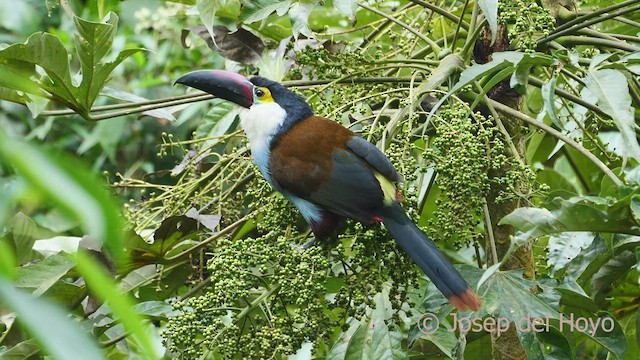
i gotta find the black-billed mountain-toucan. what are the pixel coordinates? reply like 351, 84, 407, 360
175, 70, 482, 311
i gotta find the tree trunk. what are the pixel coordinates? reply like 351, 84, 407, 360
475, 24, 534, 360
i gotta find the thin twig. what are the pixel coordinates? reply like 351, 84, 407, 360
484, 98, 624, 187
59, 0, 74, 19
528, 76, 610, 119
483, 202, 499, 265
408, 0, 469, 30
539, 2, 640, 44
166, 216, 249, 261
357, 2, 441, 55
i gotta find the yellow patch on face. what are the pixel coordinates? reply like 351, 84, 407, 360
254, 86, 274, 103
374, 172, 397, 205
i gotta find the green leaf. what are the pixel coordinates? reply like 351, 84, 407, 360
241, 0, 292, 24
479, 270, 563, 359
75, 251, 159, 359
590, 250, 636, 304
0, 277, 104, 360
9, 212, 38, 264
0, 132, 124, 262
119, 214, 199, 273
0, 339, 41, 359
585, 312, 627, 360
74, 13, 144, 116
427, 52, 554, 122
334, 0, 357, 20
327, 292, 407, 359
13, 253, 75, 296
554, 288, 599, 313
477, 0, 498, 45
195, 97, 241, 147
532, 326, 574, 360
584, 69, 640, 164
0, 32, 76, 107
196, 0, 241, 36
77, 117, 127, 162
564, 234, 610, 282
500, 194, 640, 240
0, 241, 16, 279
132, 301, 176, 320
289, 1, 316, 39
541, 76, 560, 127
547, 232, 595, 276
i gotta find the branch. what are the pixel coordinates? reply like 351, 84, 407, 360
539, 2, 640, 44
484, 98, 624, 187
39, 77, 418, 119
357, 2, 441, 55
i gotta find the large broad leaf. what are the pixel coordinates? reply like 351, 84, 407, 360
289, 1, 317, 39
196, 0, 241, 36
118, 209, 216, 273
479, 270, 569, 360
480, 270, 627, 359
0, 131, 124, 262
427, 52, 555, 122
0, 13, 141, 119
584, 69, 640, 164
590, 250, 637, 305
74, 13, 144, 117
0, 32, 76, 107
7, 212, 38, 264
541, 76, 560, 127
241, 0, 292, 24
13, 253, 75, 296
0, 277, 104, 360
0, 339, 41, 359
500, 193, 640, 239
327, 291, 407, 359
333, 0, 357, 20
547, 232, 595, 276
477, 0, 498, 45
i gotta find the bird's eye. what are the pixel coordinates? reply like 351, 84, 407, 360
255, 88, 265, 98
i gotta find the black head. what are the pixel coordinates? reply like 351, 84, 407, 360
249, 76, 314, 124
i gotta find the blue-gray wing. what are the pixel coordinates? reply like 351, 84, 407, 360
307, 149, 386, 223
346, 136, 404, 182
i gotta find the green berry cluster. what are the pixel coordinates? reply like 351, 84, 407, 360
424, 104, 492, 247
163, 234, 332, 358
292, 47, 378, 80
424, 104, 543, 247
498, 0, 555, 53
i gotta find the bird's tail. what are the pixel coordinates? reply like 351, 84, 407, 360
380, 203, 482, 311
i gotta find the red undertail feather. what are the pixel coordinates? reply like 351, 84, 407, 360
448, 288, 482, 311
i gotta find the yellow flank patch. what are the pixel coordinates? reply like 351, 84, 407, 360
374, 172, 397, 205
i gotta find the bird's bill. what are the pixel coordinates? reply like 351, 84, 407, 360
174, 70, 254, 108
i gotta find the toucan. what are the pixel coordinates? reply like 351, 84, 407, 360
175, 70, 482, 311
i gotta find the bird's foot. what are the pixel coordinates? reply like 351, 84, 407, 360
290, 237, 317, 252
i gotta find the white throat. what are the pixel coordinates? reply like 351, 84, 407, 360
239, 102, 287, 184
239, 102, 287, 149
